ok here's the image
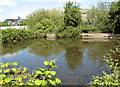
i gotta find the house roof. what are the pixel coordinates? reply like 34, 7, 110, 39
7, 19, 26, 21
4, 19, 26, 23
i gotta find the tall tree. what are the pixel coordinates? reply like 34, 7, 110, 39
86, 2, 111, 33
64, 2, 82, 27
109, 1, 120, 34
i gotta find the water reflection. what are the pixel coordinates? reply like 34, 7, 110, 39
57, 39, 85, 70
1, 38, 118, 85
2, 40, 34, 56
28, 39, 64, 58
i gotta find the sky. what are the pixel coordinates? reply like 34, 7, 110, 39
0, 0, 116, 21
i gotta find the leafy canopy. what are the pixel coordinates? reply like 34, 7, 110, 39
64, 1, 82, 27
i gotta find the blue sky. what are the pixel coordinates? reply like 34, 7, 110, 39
0, 0, 116, 21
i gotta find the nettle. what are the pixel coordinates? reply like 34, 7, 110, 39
90, 45, 120, 85
0, 59, 61, 86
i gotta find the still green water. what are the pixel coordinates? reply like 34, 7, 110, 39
1, 38, 118, 85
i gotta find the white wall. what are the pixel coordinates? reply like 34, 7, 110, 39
0, 26, 28, 30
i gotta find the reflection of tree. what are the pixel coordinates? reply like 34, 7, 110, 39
57, 39, 85, 70
57, 39, 118, 70
2, 38, 118, 70
86, 41, 117, 66
65, 46, 83, 70
2, 40, 34, 56
28, 39, 64, 58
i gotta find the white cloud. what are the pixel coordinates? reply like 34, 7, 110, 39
0, 7, 4, 12
0, 0, 17, 13
26, 0, 34, 2
0, 0, 17, 6
58, 0, 116, 2
98, 0, 116, 2
58, 0, 83, 2
25, 0, 82, 2
3, 52, 20, 58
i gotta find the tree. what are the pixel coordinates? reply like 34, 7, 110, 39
26, 9, 63, 32
56, 2, 83, 38
86, 2, 111, 33
109, 1, 120, 34
64, 2, 82, 27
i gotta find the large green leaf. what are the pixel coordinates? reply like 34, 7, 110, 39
44, 61, 49, 65
55, 78, 61, 84
5, 77, 12, 83
35, 79, 42, 85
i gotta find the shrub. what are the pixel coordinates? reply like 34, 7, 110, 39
1, 23, 11, 26
56, 25, 84, 38
35, 19, 57, 33
0, 59, 61, 86
81, 25, 97, 33
2, 28, 42, 43
26, 9, 63, 32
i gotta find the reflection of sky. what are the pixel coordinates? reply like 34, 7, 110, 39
81, 48, 111, 77
2, 52, 20, 58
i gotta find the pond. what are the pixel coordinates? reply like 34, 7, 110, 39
0, 38, 119, 85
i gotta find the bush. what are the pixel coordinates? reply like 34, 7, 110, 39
90, 43, 120, 85
26, 9, 63, 32
35, 19, 57, 33
56, 25, 82, 38
81, 25, 97, 33
0, 59, 61, 86
2, 28, 42, 43
1, 23, 11, 26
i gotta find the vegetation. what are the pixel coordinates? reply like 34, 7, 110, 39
56, 2, 83, 38
1, 22, 11, 26
26, 9, 63, 33
0, 59, 61, 86
1, 1, 120, 42
1, 0, 120, 86
26, 1, 120, 38
109, 1, 120, 34
90, 43, 120, 85
1, 1, 117, 41
86, 2, 112, 33
20, 21, 27, 26
2, 28, 42, 43
64, 2, 82, 27
86, 1, 120, 34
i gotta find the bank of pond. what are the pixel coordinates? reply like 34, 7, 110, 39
2, 28, 120, 43
1, 37, 120, 85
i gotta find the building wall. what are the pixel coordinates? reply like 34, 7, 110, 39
1, 26, 28, 30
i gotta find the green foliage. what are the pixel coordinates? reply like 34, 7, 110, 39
2, 28, 42, 43
56, 25, 82, 38
20, 21, 27, 26
56, 24, 96, 38
56, 2, 84, 38
1, 23, 11, 26
109, 1, 120, 34
90, 43, 120, 85
86, 2, 112, 33
26, 9, 63, 32
35, 19, 56, 33
0, 59, 61, 86
64, 2, 82, 27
